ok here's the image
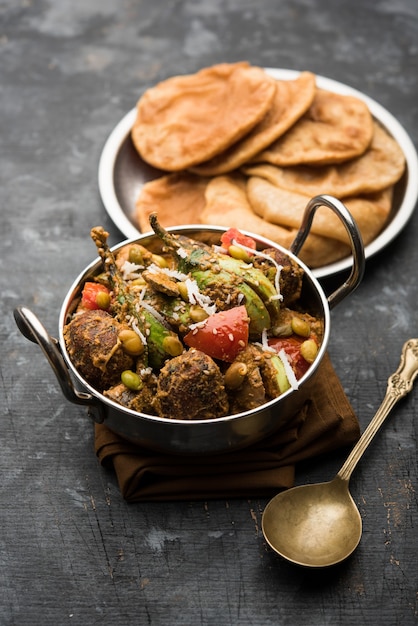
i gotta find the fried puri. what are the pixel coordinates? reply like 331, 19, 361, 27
132, 62, 277, 171
251, 88, 374, 166
131, 64, 406, 269
190, 71, 316, 176
243, 122, 405, 197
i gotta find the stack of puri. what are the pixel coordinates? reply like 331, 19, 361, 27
131, 62, 406, 268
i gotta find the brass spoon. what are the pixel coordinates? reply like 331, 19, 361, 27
262, 339, 418, 568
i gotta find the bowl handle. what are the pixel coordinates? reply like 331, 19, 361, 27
289, 194, 365, 308
13, 306, 105, 421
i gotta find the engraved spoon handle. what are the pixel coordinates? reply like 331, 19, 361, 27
338, 339, 418, 481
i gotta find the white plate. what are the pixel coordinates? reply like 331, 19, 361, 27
98, 68, 418, 278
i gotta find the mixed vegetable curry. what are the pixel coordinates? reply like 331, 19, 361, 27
63, 215, 324, 420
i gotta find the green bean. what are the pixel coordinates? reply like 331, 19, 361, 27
291, 316, 311, 337
224, 362, 248, 389
227, 245, 252, 263
300, 339, 318, 363
128, 245, 144, 265
121, 370, 143, 391
162, 335, 184, 357
189, 305, 209, 323
118, 329, 145, 356
96, 291, 110, 310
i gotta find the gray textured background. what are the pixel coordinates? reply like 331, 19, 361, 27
1, 1, 418, 624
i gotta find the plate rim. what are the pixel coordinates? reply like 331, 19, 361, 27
98, 68, 418, 278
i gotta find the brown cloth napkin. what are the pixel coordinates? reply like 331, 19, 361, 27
95, 353, 360, 502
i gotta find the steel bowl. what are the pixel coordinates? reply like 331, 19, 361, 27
14, 195, 365, 455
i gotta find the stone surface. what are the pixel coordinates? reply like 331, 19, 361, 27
1, 1, 418, 624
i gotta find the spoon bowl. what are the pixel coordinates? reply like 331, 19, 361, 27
262, 476, 361, 567
262, 339, 418, 567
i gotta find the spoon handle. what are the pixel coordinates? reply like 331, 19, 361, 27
338, 338, 418, 481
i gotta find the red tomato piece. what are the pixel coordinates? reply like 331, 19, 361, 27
268, 336, 312, 379
220, 228, 256, 252
184, 306, 249, 362
81, 282, 111, 310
